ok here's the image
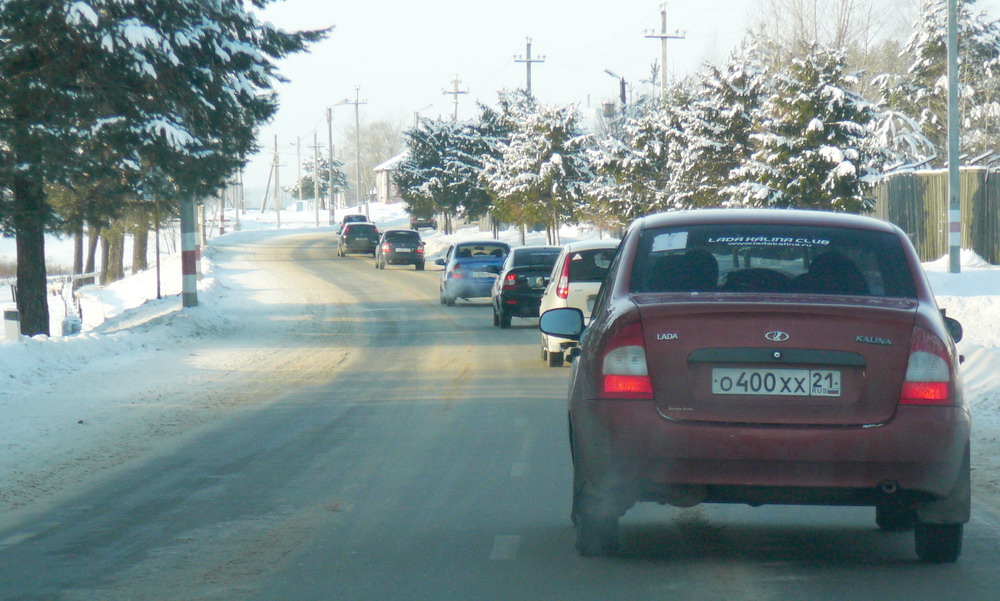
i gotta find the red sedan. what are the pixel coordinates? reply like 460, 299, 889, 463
540, 209, 970, 562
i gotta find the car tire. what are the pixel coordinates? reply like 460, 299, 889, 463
915, 523, 963, 562
575, 512, 619, 557
493, 306, 500, 327
542, 346, 548, 361
379, 259, 386, 270
498, 309, 511, 329
416, 262, 424, 271
547, 350, 564, 367
876, 503, 915, 532
445, 294, 455, 307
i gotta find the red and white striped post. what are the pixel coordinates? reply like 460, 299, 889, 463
181, 197, 198, 307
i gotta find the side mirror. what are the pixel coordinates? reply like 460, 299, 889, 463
943, 315, 963, 343
434, 258, 446, 266
539, 308, 585, 340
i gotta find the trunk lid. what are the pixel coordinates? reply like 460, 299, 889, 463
634, 294, 918, 426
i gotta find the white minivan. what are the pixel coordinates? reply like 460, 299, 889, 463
538, 240, 619, 366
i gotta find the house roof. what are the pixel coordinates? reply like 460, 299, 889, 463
374, 151, 409, 172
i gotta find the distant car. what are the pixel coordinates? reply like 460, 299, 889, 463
538, 240, 619, 366
409, 214, 437, 230
435, 240, 511, 306
375, 229, 425, 270
490, 245, 562, 328
337, 213, 370, 234
337, 222, 380, 257
540, 208, 970, 562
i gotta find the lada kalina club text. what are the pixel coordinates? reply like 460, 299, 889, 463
540, 209, 970, 562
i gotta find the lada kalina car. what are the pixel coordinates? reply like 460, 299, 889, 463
337, 222, 380, 257
375, 229, 425, 270
539, 209, 969, 562
539, 240, 619, 367
436, 241, 510, 306
490, 245, 562, 328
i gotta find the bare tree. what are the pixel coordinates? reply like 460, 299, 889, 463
338, 117, 406, 205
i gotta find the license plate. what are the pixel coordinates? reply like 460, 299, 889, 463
712, 368, 841, 397
474, 271, 498, 279
396, 247, 411, 252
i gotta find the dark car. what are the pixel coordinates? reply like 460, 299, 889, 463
409, 213, 437, 230
540, 209, 969, 562
435, 240, 511, 306
337, 213, 369, 234
337, 222, 380, 257
490, 245, 562, 328
375, 229, 425, 270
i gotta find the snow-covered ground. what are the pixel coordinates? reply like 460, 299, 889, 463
1, 204, 999, 516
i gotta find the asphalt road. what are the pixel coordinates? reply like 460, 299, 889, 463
2, 231, 1000, 601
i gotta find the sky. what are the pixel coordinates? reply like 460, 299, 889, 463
244, 0, 761, 193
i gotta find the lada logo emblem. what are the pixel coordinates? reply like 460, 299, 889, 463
765, 331, 790, 342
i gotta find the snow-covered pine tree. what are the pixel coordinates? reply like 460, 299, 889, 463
584, 92, 689, 230
482, 102, 591, 245
889, 0, 1000, 159
726, 44, 883, 213
395, 113, 499, 234
680, 40, 772, 208
0, 0, 325, 335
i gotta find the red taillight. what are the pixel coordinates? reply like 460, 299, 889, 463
450, 264, 462, 279
416, 246, 424, 255
502, 272, 518, 291
556, 254, 571, 299
599, 321, 652, 399
899, 326, 952, 406
382, 243, 390, 253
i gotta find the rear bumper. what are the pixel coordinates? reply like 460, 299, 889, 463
498, 292, 544, 317
571, 399, 970, 505
385, 252, 422, 265
444, 279, 494, 299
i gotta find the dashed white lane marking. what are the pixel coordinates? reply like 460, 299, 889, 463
511, 462, 530, 478
490, 535, 521, 560
0, 532, 34, 547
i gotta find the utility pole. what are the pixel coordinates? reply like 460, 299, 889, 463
343, 87, 368, 217
514, 37, 545, 93
311, 132, 321, 227
296, 136, 303, 207
947, 0, 961, 273
327, 107, 335, 222
443, 75, 469, 121
645, 3, 685, 102
273, 134, 281, 229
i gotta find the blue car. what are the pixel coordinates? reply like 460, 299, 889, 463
436, 240, 511, 306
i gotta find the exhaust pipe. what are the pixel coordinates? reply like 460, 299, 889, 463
879, 480, 899, 495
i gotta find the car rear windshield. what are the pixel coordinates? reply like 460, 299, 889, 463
455, 244, 508, 258
512, 249, 561, 268
386, 231, 419, 242
630, 223, 917, 298
569, 248, 617, 283
346, 224, 376, 235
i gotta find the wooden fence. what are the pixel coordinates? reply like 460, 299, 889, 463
873, 167, 1000, 264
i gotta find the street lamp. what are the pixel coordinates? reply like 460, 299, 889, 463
604, 69, 627, 107
414, 103, 433, 126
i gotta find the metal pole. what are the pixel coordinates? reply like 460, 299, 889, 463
274, 134, 281, 229
180, 198, 197, 307
328, 107, 335, 224
314, 132, 320, 227
947, 0, 961, 273
355, 87, 364, 218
